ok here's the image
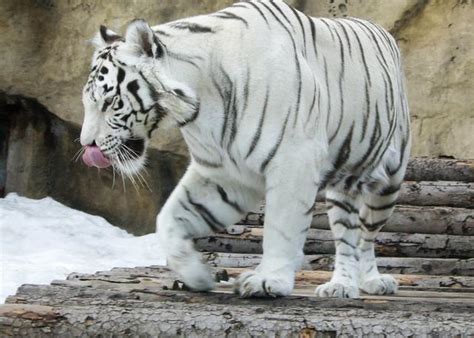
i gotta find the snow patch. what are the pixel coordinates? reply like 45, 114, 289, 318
0, 193, 165, 303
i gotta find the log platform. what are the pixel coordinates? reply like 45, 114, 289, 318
1, 157, 473, 336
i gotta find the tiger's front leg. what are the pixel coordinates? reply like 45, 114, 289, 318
235, 159, 318, 297
157, 166, 258, 291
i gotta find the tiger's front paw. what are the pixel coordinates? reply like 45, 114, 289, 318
168, 255, 215, 292
360, 274, 398, 295
234, 270, 294, 298
315, 281, 360, 298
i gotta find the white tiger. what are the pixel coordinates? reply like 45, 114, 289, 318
80, 0, 411, 298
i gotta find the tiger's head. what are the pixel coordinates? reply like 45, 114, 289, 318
80, 19, 197, 175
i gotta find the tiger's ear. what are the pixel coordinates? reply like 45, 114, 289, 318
125, 19, 162, 58
91, 25, 123, 48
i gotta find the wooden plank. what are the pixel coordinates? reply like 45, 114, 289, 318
204, 252, 474, 276
196, 228, 474, 258
239, 205, 474, 235
405, 158, 474, 182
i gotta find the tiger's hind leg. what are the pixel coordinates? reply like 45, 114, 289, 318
358, 177, 403, 295
157, 166, 259, 291
315, 189, 362, 298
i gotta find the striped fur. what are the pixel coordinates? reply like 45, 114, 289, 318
80, 0, 411, 298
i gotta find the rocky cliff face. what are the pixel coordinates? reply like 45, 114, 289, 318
1, 0, 472, 158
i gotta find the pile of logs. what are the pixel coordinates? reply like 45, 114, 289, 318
1, 157, 473, 336
198, 158, 474, 265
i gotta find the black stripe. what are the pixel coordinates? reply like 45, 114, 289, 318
214, 11, 249, 28
231, 3, 249, 10
127, 80, 146, 112
259, 3, 302, 131
185, 188, 225, 232
217, 67, 234, 146
178, 102, 200, 127
366, 201, 397, 211
292, 52, 303, 128
351, 103, 381, 173
333, 219, 360, 230
259, 108, 291, 173
378, 184, 401, 196
242, 1, 270, 27
268, 1, 295, 32
319, 18, 336, 41
240, 64, 251, 119
387, 136, 409, 176
346, 23, 372, 87
245, 86, 269, 159
360, 80, 370, 142
170, 21, 214, 33
359, 216, 388, 231
328, 27, 346, 144
304, 86, 317, 126
304, 14, 317, 58
286, 3, 307, 56
154, 29, 171, 37
332, 123, 354, 172
216, 184, 244, 213
192, 154, 223, 168
337, 20, 353, 58
167, 50, 202, 69
323, 57, 331, 130
334, 237, 357, 249
326, 198, 358, 214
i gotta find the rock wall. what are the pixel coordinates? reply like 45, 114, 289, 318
302, 0, 474, 159
1, 0, 473, 159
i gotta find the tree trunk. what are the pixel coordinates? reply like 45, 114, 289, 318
196, 228, 474, 258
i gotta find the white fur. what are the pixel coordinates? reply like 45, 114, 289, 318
81, 1, 411, 299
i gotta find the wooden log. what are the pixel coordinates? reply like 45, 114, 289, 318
312, 181, 474, 208
313, 205, 474, 235
398, 181, 473, 208
58, 265, 474, 290
239, 205, 474, 235
2, 289, 473, 337
196, 228, 474, 258
405, 158, 474, 182
205, 252, 474, 276
2, 266, 474, 337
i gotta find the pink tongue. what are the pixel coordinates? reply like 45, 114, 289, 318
82, 145, 112, 168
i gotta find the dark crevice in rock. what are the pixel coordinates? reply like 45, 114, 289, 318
390, 0, 430, 39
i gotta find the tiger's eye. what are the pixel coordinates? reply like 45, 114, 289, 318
105, 96, 115, 104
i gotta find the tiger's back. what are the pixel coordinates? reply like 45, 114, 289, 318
154, 1, 410, 192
